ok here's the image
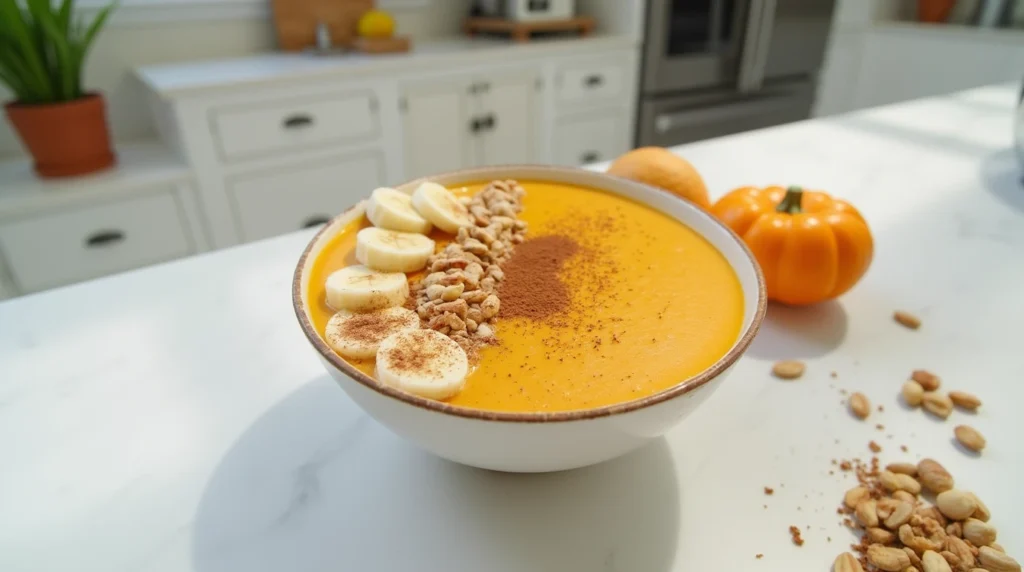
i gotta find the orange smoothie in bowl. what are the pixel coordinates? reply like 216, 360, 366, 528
293, 165, 765, 472
304, 179, 744, 413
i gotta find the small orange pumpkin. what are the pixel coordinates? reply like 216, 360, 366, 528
711, 185, 873, 305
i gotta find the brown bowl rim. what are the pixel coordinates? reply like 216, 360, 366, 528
292, 165, 767, 423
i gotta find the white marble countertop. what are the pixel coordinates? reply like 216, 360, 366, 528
137, 34, 636, 98
2, 84, 1022, 571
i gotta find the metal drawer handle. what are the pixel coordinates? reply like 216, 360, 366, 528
581, 151, 599, 163
85, 230, 125, 248
584, 75, 604, 88
302, 215, 331, 228
282, 114, 314, 129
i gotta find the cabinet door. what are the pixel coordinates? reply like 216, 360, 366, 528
553, 114, 626, 167
227, 152, 385, 242
402, 82, 475, 180
477, 73, 537, 167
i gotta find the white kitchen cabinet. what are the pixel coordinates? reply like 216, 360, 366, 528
402, 81, 478, 180
402, 70, 538, 178
0, 190, 196, 293
210, 91, 381, 162
477, 73, 538, 166
552, 113, 627, 166
228, 152, 385, 242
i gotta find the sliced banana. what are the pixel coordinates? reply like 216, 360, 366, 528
366, 187, 433, 234
355, 227, 435, 273
325, 307, 420, 360
325, 265, 409, 312
411, 182, 473, 233
375, 329, 469, 400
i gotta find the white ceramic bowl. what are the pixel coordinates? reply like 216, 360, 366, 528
293, 166, 766, 472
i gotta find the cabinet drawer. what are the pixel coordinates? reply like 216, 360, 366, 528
228, 152, 385, 242
0, 192, 194, 292
556, 60, 626, 105
211, 92, 380, 162
553, 115, 625, 167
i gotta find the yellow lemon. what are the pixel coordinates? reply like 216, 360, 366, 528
358, 10, 395, 38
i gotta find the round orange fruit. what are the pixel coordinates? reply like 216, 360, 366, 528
606, 147, 711, 209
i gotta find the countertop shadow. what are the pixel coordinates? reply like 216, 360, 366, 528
746, 300, 848, 360
978, 148, 1024, 213
191, 379, 681, 572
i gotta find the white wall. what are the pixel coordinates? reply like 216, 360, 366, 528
0, 1, 473, 159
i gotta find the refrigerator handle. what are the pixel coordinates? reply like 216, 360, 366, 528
737, 0, 777, 93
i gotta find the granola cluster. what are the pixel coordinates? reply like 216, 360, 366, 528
412, 180, 528, 352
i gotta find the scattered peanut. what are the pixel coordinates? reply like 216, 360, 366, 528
902, 380, 925, 407
834, 552, 865, 572
912, 370, 941, 391
771, 360, 805, 380
948, 390, 981, 411
845, 486, 871, 508
917, 459, 954, 493
868, 527, 897, 545
963, 518, 997, 547
856, 499, 879, 527
945, 536, 976, 568
922, 550, 952, 572
870, 545, 913, 571
881, 471, 923, 494
894, 310, 922, 330
968, 493, 991, 521
884, 502, 914, 530
979, 546, 1022, 572
850, 392, 871, 419
887, 462, 918, 476
922, 392, 954, 419
936, 489, 978, 521
893, 490, 917, 504
954, 425, 986, 452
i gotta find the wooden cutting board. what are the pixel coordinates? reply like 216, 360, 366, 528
272, 0, 374, 51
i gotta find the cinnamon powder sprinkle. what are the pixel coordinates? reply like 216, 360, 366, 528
764, 487, 774, 495
327, 310, 416, 346
378, 330, 463, 380
498, 235, 579, 320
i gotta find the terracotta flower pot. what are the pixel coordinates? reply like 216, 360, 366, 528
4, 93, 116, 178
918, 0, 957, 22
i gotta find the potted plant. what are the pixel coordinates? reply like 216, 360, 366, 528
0, 0, 117, 178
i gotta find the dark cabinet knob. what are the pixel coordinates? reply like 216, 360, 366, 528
302, 215, 331, 228
584, 74, 604, 88
282, 114, 314, 129
581, 151, 599, 163
481, 114, 496, 130
84, 230, 125, 248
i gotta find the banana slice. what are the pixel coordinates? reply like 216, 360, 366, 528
355, 227, 435, 273
325, 307, 420, 360
375, 329, 469, 400
411, 182, 473, 233
325, 265, 409, 312
366, 187, 433, 234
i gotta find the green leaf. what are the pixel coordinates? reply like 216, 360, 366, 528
0, 0, 53, 101
72, 1, 116, 99
58, 0, 74, 34
25, 0, 71, 99
0, 46, 46, 102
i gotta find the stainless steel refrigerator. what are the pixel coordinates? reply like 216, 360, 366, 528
637, 0, 836, 147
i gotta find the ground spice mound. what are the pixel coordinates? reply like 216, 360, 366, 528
497, 235, 579, 320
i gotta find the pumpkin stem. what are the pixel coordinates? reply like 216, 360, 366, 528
776, 186, 804, 214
